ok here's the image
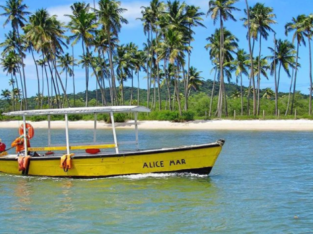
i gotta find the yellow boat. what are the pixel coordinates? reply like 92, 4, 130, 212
0, 106, 225, 178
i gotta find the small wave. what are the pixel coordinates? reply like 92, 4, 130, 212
113, 172, 208, 180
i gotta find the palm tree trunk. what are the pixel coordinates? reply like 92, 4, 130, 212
157, 62, 161, 110
46, 59, 59, 108
309, 37, 312, 115
273, 34, 278, 116
31, 49, 40, 107
285, 66, 295, 115
245, 0, 256, 116
137, 72, 140, 105
41, 65, 44, 108
176, 64, 182, 116
257, 35, 262, 115
185, 25, 191, 111
17, 67, 24, 110
223, 81, 228, 116
90, 65, 106, 105
53, 58, 70, 107
209, 68, 217, 117
82, 41, 89, 107
291, 42, 300, 114
240, 73, 243, 115
108, 35, 118, 105
153, 75, 156, 110
217, 18, 224, 118
147, 30, 152, 109
43, 60, 50, 108
164, 60, 171, 110
131, 71, 134, 105
72, 46, 76, 107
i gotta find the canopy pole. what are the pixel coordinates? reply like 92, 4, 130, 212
65, 114, 70, 155
48, 115, 51, 146
94, 113, 97, 143
110, 112, 119, 154
23, 115, 28, 156
134, 112, 138, 150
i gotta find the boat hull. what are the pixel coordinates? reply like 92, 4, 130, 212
0, 141, 224, 178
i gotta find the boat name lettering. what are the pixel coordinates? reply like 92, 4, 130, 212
169, 159, 186, 166
143, 159, 186, 168
143, 161, 164, 168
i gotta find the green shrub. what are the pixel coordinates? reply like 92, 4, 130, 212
181, 111, 194, 121
145, 110, 194, 122
104, 113, 127, 123
29, 115, 47, 121
68, 114, 83, 121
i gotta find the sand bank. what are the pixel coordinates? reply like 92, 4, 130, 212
0, 119, 312, 131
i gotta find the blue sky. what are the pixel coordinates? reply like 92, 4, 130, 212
1, 0, 313, 98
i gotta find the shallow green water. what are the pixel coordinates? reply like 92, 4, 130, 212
0, 128, 312, 233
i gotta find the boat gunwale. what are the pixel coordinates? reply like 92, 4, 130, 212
0, 141, 224, 161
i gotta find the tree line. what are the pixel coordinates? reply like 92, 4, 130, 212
0, 0, 312, 118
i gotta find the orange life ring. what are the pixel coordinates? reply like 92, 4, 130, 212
19, 123, 35, 139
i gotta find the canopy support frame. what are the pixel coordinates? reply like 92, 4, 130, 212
110, 112, 119, 154
65, 114, 70, 155
23, 115, 28, 156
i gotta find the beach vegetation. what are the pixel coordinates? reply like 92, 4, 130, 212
1, 0, 313, 120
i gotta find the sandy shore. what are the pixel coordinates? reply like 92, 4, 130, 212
0, 119, 312, 131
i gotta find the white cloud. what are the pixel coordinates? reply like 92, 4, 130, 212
121, 1, 149, 28
47, 4, 73, 24
45, 1, 149, 28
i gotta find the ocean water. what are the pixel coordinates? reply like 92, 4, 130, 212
0, 128, 312, 233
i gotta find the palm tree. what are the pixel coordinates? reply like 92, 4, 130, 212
298, 14, 313, 115
114, 44, 134, 105
36, 58, 49, 107
134, 50, 146, 106
184, 5, 205, 110
67, 3, 97, 107
231, 90, 240, 99
285, 15, 306, 114
0, 0, 30, 109
78, 52, 93, 105
139, 5, 153, 108
1, 89, 11, 107
0, 0, 30, 36
157, 29, 186, 115
58, 53, 74, 94
24, 9, 69, 108
205, 28, 238, 116
242, 0, 256, 116
253, 56, 270, 113
188, 66, 203, 95
96, 0, 128, 105
90, 56, 108, 105
207, 0, 239, 118
0, 32, 25, 109
0, 51, 22, 109
268, 39, 296, 115
248, 3, 276, 115
231, 49, 249, 115
125, 42, 138, 105
262, 88, 274, 99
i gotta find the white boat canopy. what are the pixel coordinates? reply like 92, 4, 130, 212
4, 106, 150, 155
3, 106, 150, 116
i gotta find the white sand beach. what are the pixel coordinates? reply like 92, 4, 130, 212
0, 119, 312, 131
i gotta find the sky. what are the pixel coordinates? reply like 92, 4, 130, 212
1, 0, 313, 98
